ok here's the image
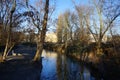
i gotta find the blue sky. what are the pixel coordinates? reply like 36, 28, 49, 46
29, 0, 89, 18
53, 0, 89, 18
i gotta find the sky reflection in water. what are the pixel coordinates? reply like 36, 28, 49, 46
40, 50, 96, 80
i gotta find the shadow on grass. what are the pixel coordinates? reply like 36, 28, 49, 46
0, 59, 42, 80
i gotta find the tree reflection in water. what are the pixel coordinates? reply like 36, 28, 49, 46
0, 50, 101, 80
56, 52, 95, 80
40, 50, 101, 80
56, 52, 63, 80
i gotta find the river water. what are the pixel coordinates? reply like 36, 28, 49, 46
40, 50, 102, 80
0, 45, 103, 80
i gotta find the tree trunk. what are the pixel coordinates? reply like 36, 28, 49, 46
2, 0, 16, 61
97, 38, 103, 55
33, 0, 49, 62
110, 28, 117, 56
34, 41, 43, 61
2, 37, 9, 60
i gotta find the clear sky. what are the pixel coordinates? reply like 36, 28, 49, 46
53, 0, 89, 18
29, 0, 105, 33
29, 0, 89, 18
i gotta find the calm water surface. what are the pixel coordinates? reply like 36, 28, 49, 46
0, 45, 103, 80
40, 50, 102, 80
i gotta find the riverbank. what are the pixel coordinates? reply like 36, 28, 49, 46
0, 57, 42, 80
0, 44, 42, 80
65, 50, 120, 80
46, 42, 120, 80
1, 42, 120, 80
0, 47, 102, 80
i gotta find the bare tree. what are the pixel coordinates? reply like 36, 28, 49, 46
0, 0, 30, 61
72, 2, 93, 46
0, 0, 17, 60
73, 0, 120, 55
90, 0, 120, 54
56, 11, 74, 48
34, 0, 50, 61
25, 0, 50, 62
56, 14, 64, 43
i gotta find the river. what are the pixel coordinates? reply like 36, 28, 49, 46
40, 50, 102, 80
0, 45, 103, 80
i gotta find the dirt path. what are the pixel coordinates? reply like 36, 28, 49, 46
6, 54, 32, 61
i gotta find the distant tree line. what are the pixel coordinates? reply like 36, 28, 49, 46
56, 0, 120, 56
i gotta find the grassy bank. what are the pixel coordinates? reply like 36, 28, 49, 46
64, 43, 120, 80
0, 43, 42, 80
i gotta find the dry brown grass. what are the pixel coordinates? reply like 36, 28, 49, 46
0, 55, 3, 62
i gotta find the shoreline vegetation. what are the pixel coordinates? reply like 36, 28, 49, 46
43, 42, 120, 79
0, 42, 120, 79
